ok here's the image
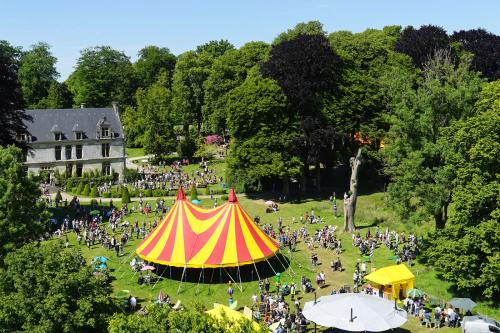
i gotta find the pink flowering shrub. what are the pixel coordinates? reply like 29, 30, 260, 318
204, 135, 222, 145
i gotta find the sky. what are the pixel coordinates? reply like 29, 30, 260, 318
2, 0, 499, 81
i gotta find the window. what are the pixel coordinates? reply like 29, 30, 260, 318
54, 133, 63, 141
76, 163, 83, 177
66, 164, 73, 177
102, 162, 111, 176
55, 146, 61, 160
65, 145, 72, 160
76, 145, 82, 159
76, 132, 84, 140
101, 127, 109, 138
101, 143, 110, 157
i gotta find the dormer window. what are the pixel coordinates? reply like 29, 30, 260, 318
16, 134, 31, 142
76, 132, 84, 140
101, 127, 110, 138
54, 133, 63, 141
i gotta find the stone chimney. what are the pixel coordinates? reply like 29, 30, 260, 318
112, 101, 119, 114
80, 103, 86, 109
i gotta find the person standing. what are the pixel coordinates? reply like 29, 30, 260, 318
434, 305, 441, 329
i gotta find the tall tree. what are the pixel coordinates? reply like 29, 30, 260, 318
0, 146, 47, 260
383, 50, 483, 229
226, 70, 301, 193
138, 73, 176, 156
262, 32, 341, 192
203, 41, 270, 133
451, 29, 500, 81
0, 242, 114, 332
134, 46, 176, 89
18, 42, 59, 108
36, 81, 73, 109
274, 20, 326, 44
195, 39, 234, 58
0, 41, 31, 149
394, 25, 451, 69
67, 46, 136, 107
424, 81, 499, 299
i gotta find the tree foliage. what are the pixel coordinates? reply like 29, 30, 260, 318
451, 28, 500, 81
0, 41, 31, 149
0, 242, 114, 332
18, 42, 59, 108
423, 82, 499, 299
134, 46, 176, 89
394, 25, 451, 69
0, 146, 47, 260
383, 50, 483, 229
67, 46, 136, 107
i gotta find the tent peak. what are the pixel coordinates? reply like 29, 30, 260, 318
177, 187, 186, 200
228, 188, 238, 203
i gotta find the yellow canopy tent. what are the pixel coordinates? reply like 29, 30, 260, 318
364, 264, 415, 300
206, 304, 262, 331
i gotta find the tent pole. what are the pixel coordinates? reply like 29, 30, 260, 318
265, 258, 278, 275
253, 261, 261, 281
276, 252, 295, 275
116, 247, 137, 275
151, 264, 167, 290
195, 265, 203, 295
177, 266, 187, 295
237, 264, 243, 292
224, 267, 242, 292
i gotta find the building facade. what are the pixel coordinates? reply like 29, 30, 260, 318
22, 105, 126, 181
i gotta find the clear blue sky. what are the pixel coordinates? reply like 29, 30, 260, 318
2, 0, 499, 80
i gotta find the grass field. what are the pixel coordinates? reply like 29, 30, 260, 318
125, 147, 146, 158
52, 187, 498, 332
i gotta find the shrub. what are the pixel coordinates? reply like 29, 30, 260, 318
90, 185, 98, 198
220, 195, 228, 201
121, 186, 131, 204
54, 190, 62, 203
90, 199, 98, 206
82, 184, 90, 197
204, 188, 210, 195
66, 178, 74, 190
102, 192, 111, 198
146, 189, 153, 197
76, 181, 84, 195
153, 189, 167, 197
71, 187, 78, 194
190, 186, 198, 201
124, 168, 140, 182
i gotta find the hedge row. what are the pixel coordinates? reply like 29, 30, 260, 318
68, 187, 227, 199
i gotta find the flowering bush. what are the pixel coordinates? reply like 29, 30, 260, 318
204, 135, 222, 145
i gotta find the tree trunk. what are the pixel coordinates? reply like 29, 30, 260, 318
343, 148, 362, 232
315, 162, 321, 192
301, 162, 308, 194
283, 175, 290, 197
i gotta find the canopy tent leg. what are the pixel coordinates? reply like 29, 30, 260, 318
224, 267, 242, 292
177, 266, 187, 295
237, 264, 243, 292
253, 261, 262, 281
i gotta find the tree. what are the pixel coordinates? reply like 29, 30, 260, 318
82, 183, 90, 196
55, 190, 62, 203
134, 46, 176, 89
262, 32, 342, 192
0, 41, 31, 150
90, 185, 98, 198
226, 70, 302, 193
121, 186, 130, 204
67, 46, 136, 107
0, 242, 114, 332
343, 148, 362, 232
137, 73, 177, 156
383, 50, 483, 229
394, 25, 451, 68
0, 146, 46, 260
424, 83, 499, 299
202, 41, 270, 133
195, 39, 234, 58
36, 81, 73, 109
451, 29, 500, 81
274, 20, 326, 44
18, 42, 59, 108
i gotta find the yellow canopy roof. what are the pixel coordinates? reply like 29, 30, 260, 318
206, 304, 261, 331
365, 264, 415, 286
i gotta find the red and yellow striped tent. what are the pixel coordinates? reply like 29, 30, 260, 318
135, 188, 279, 268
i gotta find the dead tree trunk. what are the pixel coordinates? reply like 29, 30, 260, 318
343, 148, 362, 232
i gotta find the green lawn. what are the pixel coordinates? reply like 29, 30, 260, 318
52, 189, 498, 332
126, 147, 146, 158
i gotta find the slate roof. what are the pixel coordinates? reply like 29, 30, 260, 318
24, 108, 123, 143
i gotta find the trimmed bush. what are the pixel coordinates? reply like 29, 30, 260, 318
190, 186, 199, 201
71, 187, 78, 194
90, 199, 98, 206
82, 184, 90, 197
76, 181, 84, 195
54, 190, 62, 203
103, 192, 111, 198
66, 178, 74, 190
121, 186, 131, 204
220, 195, 228, 201
90, 185, 98, 198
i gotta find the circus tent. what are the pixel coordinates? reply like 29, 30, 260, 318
135, 188, 280, 269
